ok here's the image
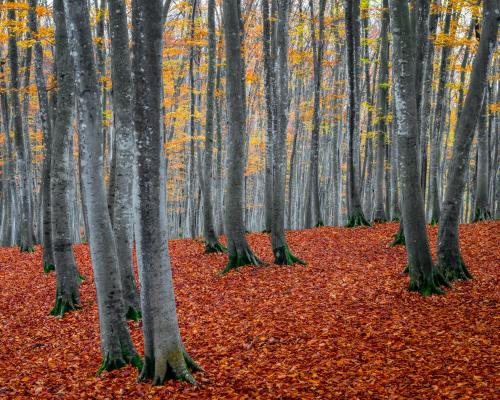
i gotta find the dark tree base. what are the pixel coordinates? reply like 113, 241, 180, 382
97, 350, 142, 376
439, 259, 473, 282
19, 245, 35, 253
44, 262, 55, 273
138, 349, 202, 386
346, 211, 370, 228
407, 265, 449, 296
220, 247, 267, 275
204, 240, 227, 254
273, 245, 306, 266
390, 229, 405, 246
473, 208, 492, 222
126, 306, 142, 322
430, 218, 439, 226
50, 292, 80, 318
315, 220, 325, 227
408, 278, 444, 296
373, 217, 387, 224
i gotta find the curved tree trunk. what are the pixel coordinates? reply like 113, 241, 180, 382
67, 0, 139, 372
132, 0, 200, 385
108, 0, 141, 319
390, 0, 445, 296
437, 0, 498, 280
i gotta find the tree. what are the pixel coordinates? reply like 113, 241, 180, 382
108, 0, 142, 320
49, 0, 81, 317
344, 0, 370, 227
305, 0, 326, 228
389, 0, 447, 295
221, 0, 265, 273
131, 0, 201, 385
8, 7, 35, 251
271, 0, 305, 266
203, 0, 226, 253
66, 0, 139, 372
437, 0, 499, 281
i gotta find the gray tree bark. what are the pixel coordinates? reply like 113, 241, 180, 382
131, 0, 201, 385
66, 0, 139, 372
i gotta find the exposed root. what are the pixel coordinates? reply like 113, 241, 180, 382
50, 293, 80, 318
220, 247, 267, 275
97, 351, 142, 376
473, 208, 492, 222
43, 262, 55, 273
273, 245, 306, 266
204, 240, 227, 254
126, 306, 142, 322
19, 245, 35, 253
346, 211, 370, 228
390, 229, 405, 246
138, 349, 201, 386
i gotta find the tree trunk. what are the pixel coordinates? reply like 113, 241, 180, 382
473, 97, 491, 220
50, 0, 81, 317
108, 0, 141, 319
437, 0, 498, 280
67, 0, 139, 372
203, 0, 225, 253
390, 0, 445, 295
345, 0, 369, 227
8, 8, 34, 251
221, 0, 265, 273
132, 0, 200, 385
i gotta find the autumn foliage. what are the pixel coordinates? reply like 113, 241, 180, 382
0, 221, 498, 399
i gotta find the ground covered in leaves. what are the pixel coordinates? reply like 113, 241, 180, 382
0, 222, 498, 399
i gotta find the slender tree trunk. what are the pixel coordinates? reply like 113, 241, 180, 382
8, 8, 34, 251
390, 0, 446, 295
473, 97, 491, 220
132, 0, 201, 385
203, 0, 225, 252
437, 0, 498, 280
50, 0, 81, 317
108, 0, 141, 319
221, 0, 265, 273
67, 0, 139, 372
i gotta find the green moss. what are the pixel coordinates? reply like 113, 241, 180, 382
204, 240, 227, 254
78, 273, 86, 283
430, 218, 439, 226
220, 248, 267, 275
390, 229, 405, 246
346, 211, 371, 228
19, 245, 35, 253
50, 293, 80, 318
97, 349, 142, 376
439, 259, 473, 282
43, 262, 55, 273
273, 245, 306, 266
126, 306, 142, 322
473, 208, 492, 222
138, 350, 200, 386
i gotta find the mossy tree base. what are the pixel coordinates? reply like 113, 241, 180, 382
390, 229, 405, 246
50, 293, 80, 318
220, 247, 267, 275
97, 350, 142, 376
473, 208, 492, 222
430, 218, 439, 226
439, 260, 473, 282
315, 220, 325, 227
346, 211, 370, 228
373, 218, 387, 224
204, 240, 227, 254
407, 265, 448, 296
44, 262, 55, 273
273, 245, 306, 266
126, 306, 142, 322
138, 349, 202, 386
19, 245, 35, 253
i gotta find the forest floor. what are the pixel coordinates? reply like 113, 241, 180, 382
0, 221, 498, 399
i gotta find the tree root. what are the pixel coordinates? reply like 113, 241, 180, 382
138, 349, 202, 386
204, 240, 227, 254
473, 208, 492, 222
50, 293, 80, 318
407, 265, 447, 296
19, 245, 35, 253
273, 245, 306, 266
346, 211, 370, 228
43, 262, 55, 273
439, 260, 473, 282
126, 306, 142, 322
390, 229, 405, 246
97, 350, 142, 376
220, 247, 267, 275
